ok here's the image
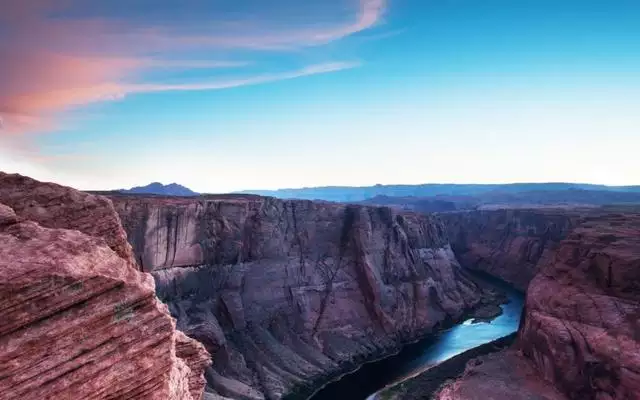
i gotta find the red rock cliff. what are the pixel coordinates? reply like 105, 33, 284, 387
442, 209, 580, 290
519, 211, 640, 399
110, 194, 486, 399
0, 174, 210, 400
432, 209, 640, 400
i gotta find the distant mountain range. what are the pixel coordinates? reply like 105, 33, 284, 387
238, 183, 640, 202
361, 189, 640, 212
120, 182, 198, 196
113, 182, 640, 208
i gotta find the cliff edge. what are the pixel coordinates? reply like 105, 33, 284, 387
433, 209, 640, 400
519, 211, 640, 399
0, 174, 210, 400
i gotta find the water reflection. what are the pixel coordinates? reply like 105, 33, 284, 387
308, 272, 524, 400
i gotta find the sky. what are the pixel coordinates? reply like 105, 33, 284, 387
1, 0, 639, 192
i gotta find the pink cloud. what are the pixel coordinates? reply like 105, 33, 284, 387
0, 0, 385, 135
0, 61, 359, 135
0, 53, 251, 115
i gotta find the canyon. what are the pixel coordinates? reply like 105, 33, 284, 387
1, 172, 638, 400
108, 194, 491, 399
441, 208, 581, 291
376, 207, 640, 400
435, 208, 640, 400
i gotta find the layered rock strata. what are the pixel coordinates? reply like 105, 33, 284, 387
427, 209, 640, 400
0, 174, 209, 400
442, 209, 580, 290
519, 211, 640, 399
110, 195, 486, 399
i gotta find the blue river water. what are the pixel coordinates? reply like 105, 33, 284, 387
308, 272, 524, 400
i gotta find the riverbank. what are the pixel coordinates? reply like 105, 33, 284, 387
283, 316, 459, 400
294, 271, 521, 400
374, 333, 516, 400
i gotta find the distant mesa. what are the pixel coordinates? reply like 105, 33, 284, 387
120, 182, 198, 196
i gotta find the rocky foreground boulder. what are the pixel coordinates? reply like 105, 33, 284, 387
0, 174, 210, 400
109, 194, 488, 399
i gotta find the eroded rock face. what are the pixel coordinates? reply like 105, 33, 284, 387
442, 209, 580, 290
0, 175, 210, 400
111, 195, 485, 399
519, 212, 640, 400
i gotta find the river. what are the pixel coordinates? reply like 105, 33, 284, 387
307, 272, 524, 400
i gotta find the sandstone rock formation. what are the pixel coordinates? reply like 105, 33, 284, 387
110, 194, 487, 399
519, 211, 640, 399
442, 209, 580, 290
364, 207, 640, 400
0, 174, 210, 400
425, 209, 640, 400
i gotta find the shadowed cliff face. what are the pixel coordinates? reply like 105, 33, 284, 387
441, 209, 581, 291
519, 212, 640, 400
111, 195, 485, 399
0, 174, 210, 400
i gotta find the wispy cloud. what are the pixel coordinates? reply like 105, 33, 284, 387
126, 62, 360, 93
0, 60, 359, 135
0, 0, 386, 136
156, 0, 387, 50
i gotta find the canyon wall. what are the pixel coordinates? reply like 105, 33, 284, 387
0, 173, 210, 400
441, 209, 581, 290
431, 208, 640, 400
110, 195, 486, 399
519, 211, 640, 399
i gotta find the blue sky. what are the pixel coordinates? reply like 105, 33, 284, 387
1, 0, 639, 192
